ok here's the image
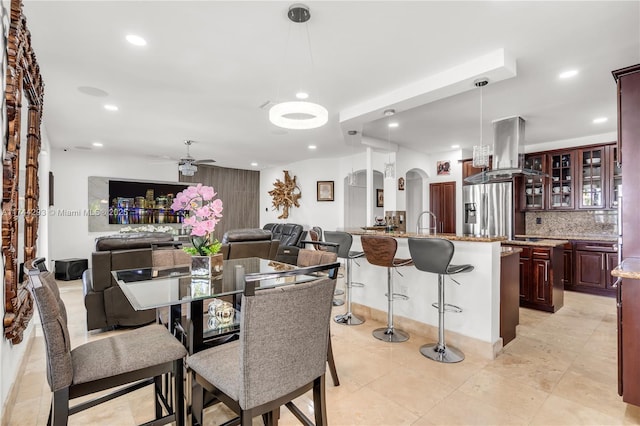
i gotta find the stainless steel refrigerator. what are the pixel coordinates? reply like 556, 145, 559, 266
463, 182, 514, 239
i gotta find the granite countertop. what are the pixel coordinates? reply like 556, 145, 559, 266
503, 239, 569, 247
501, 246, 523, 257
346, 229, 506, 243
515, 234, 618, 242
611, 257, 640, 279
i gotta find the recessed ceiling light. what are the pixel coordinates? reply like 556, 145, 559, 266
295, 92, 309, 100
559, 69, 578, 79
388, 122, 399, 128
92, 142, 103, 147
593, 117, 608, 124
250, 162, 258, 167
451, 144, 460, 149
126, 34, 147, 46
104, 104, 118, 111
308, 145, 317, 150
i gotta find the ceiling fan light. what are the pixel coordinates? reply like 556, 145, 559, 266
269, 101, 328, 130
178, 162, 197, 176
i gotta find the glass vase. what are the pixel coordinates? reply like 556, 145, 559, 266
190, 253, 223, 277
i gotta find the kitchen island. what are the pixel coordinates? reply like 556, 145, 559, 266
345, 230, 506, 359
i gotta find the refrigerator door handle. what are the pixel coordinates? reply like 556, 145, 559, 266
481, 192, 488, 235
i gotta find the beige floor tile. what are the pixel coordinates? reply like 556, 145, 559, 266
530, 394, 626, 425
6, 278, 640, 426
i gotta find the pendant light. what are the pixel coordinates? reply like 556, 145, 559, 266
347, 130, 358, 186
269, 4, 328, 130
384, 109, 396, 180
472, 78, 490, 168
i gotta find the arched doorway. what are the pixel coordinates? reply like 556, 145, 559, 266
406, 168, 429, 233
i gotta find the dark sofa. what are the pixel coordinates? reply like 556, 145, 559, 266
220, 228, 280, 260
82, 232, 175, 331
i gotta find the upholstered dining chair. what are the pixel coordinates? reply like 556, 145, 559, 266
297, 248, 341, 386
151, 242, 191, 268
25, 258, 187, 426
187, 275, 336, 426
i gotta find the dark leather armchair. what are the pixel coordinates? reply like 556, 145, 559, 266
82, 232, 174, 331
220, 228, 279, 260
263, 223, 304, 264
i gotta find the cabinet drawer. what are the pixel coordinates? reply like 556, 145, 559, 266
575, 241, 618, 252
532, 248, 551, 259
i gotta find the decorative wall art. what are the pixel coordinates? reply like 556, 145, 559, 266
268, 170, 301, 219
398, 177, 405, 191
437, 160, 451, 175
376, 189, 384, 207
3, 0, 45, 344
316, 181, 334, 201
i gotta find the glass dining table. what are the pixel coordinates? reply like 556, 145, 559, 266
112, 257, 322, 354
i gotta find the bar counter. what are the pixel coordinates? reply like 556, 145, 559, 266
343, 229, 505, 359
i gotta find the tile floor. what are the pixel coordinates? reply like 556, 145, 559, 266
5, 277, 640, 426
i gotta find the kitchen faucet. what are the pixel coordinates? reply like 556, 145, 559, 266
416, 210, 437, 235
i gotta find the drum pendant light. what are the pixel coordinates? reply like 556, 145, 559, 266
269, 4, 328, 130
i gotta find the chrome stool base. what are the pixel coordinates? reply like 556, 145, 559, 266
373, 327, 409, 343
332, 299, 345, 306
334, 312, 364, 325
420, 343, 464, 363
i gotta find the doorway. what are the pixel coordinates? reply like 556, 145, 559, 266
430, 181, 456, 233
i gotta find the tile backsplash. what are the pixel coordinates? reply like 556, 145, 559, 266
525, 211, 617, 237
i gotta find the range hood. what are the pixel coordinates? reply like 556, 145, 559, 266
464, 116, 546, 184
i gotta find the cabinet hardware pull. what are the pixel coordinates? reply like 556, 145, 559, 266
545, 262, 549, 282
585, 245, 609, 250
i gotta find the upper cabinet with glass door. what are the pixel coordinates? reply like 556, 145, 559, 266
548, 151, 575, 209
523, 154, 546, 210
609, 145, 622, 209
578, 147, 606, 209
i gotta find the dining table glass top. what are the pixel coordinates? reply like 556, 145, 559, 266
112, 257, 317, 311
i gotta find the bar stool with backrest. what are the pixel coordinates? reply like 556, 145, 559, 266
361, 235, 413, 342
324, 230, 366, 326
408, 237, 474, 363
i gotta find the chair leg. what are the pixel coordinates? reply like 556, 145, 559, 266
326, 334, 340, 386
334, 258, 364, 325
191, 377, 204, 426
175, 358, 185, 426
420, 274, 464, 363
373, 267, 409, 342
51, 388, 69, 426
312, 376, 327, 426
154, 375, 163, 419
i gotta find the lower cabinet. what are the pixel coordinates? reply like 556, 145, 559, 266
569, 241, 618, 296
504, 245, 564, 312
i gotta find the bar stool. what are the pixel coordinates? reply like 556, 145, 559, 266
324, 231, 365, 325
408, 237, 474, 363
361, 235, 413, 342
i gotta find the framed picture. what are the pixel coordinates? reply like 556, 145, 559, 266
437, 160, 451, 175
398, 177, 405, 191
376, 188, 384, 207
317, 180, 334, 201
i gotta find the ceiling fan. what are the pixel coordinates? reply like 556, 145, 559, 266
177, 140, 216, 177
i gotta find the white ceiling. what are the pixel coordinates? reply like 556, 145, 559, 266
22, 1, 640, 171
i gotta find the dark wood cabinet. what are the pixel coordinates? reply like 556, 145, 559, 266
612, 63, 640, 405
462, 158, 492, 185
522, 154, 547, 210
429, 181, 456, 233
503, 245, 563, 312
562, 243, 573, 287
572, 240, 618, 296
519, 143, 617, 212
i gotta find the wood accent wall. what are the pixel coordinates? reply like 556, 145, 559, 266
181, 165, 260, 241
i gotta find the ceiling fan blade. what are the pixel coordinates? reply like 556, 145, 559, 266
194, 159, 216, 164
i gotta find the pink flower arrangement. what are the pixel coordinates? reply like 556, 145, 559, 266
171, 184, 223, 256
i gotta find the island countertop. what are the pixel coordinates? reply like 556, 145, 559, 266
611, 257, 640, 280
503, 239, 569, 247
344, 229, 506, 243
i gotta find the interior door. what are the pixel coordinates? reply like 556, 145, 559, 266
430, 181, 456, 233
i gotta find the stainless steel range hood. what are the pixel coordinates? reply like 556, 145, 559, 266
464, 116, 546, 184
